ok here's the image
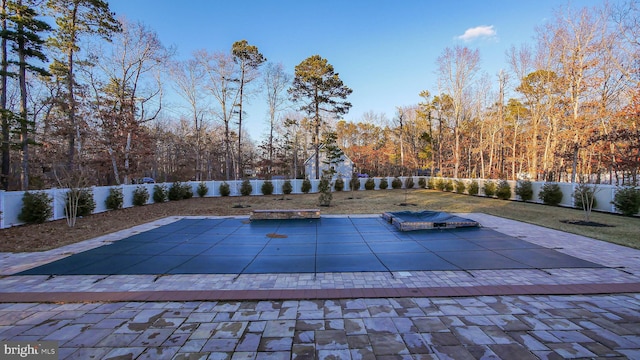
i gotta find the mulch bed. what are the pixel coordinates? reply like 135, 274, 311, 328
560, 220, 614, 227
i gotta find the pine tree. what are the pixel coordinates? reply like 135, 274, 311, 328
0, 0, 9, 190
231, 40, 265, 178
289, 55, 351, 179
2, 0, 50, 189
321, 131, 344, 178
46, 0, 120, 169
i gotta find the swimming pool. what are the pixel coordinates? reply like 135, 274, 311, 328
18, 216, 603, 275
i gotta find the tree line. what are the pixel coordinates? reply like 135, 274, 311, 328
1, 1, 638, 191
330, 2, 639, 185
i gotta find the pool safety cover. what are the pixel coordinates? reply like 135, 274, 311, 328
16, 216, 603, 275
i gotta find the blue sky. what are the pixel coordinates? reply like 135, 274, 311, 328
108, 0, 606, 140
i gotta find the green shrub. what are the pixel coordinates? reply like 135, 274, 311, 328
418, 177, 427, 189
105, 187, 123, 210
168, 181, 185, 201
197, 182, 209, 197
404, 177, 414, 189
612, 186, 640, 216
379, 178, 388, 189
133, 186, 149, 206
318, 177, 332, 206
455, 180, 466, 194
444, 179, 454, 192
483, 180, 496, 197
364, 178, 375, 190
573, 184, 598, 210
468, 180, 479, 195
219, 182, 231, 196
538, 182, 563, 206
496, 180, 512, 200
349, 177, 360, 191
240, 179, 253, 196
65, 188, 95, 217
391, 177, 402, 189
301, 178, 312, 193
77, 188, 96, 216
435, 178, 445, 191
427, 177, 436, 189
334, 178, 344, 191
515, 180, 533, 201
182, 183, 193, 199
19, 191, 53, 224
261, 180, 274, 195
282, 180, 293, 194
153, 185, 167, 203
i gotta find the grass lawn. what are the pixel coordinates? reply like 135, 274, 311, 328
1, 189, 638, 252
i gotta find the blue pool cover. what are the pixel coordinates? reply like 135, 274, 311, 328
17, 216, 603, 275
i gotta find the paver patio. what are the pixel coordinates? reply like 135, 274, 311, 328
1, 213, 639, 359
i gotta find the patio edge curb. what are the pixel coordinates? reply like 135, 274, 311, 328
2, 282, 639, 303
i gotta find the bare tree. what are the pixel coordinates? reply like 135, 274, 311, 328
197, 50, 239, 180
262, 62, 290, 177
436, 46, 480, 178
171, 56, 209, 181
84, 18, 171, 184
610, 0, 640, 83
509, 44, 540, 178
472, 72, 494, 179
539, 5, 608, 182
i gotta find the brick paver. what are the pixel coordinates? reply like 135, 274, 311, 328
1, 294, 639, 359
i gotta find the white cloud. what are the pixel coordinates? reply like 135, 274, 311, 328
457, 25, 497, 41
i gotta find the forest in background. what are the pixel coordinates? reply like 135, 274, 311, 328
1, 0, 639, 191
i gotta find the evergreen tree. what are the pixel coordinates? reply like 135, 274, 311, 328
2, 0, 50, 189
46, 0, 120, 169
1, 0, 9, 190
231, 39, 265, 178
289, 55, 351, 179
321, 131, 344, 178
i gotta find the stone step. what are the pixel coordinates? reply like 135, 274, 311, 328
250, 209, 321, 220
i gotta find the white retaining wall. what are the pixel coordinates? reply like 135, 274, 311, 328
0, 177, 636, 229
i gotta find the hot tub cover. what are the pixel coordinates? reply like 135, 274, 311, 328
382, 210, 479, 231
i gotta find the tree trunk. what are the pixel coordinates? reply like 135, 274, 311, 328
453, 120, 459, 178
479, 120, 485, 178
398, 111, 404, 176
268, 108, 274, 176
530, 117, 539, 180
107, 145, 120, 184
224, 106, 231, 180
314, 88, 320, 180
237, 70, 244, 179
0, 0, 9, 190
124, 131, 131, 184
512, 122, 518, 180
195, 113, 201, 181
66, 7, 77, 170
17, 1, 28, 190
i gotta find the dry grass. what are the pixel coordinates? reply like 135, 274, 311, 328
1, 189, 638, 253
